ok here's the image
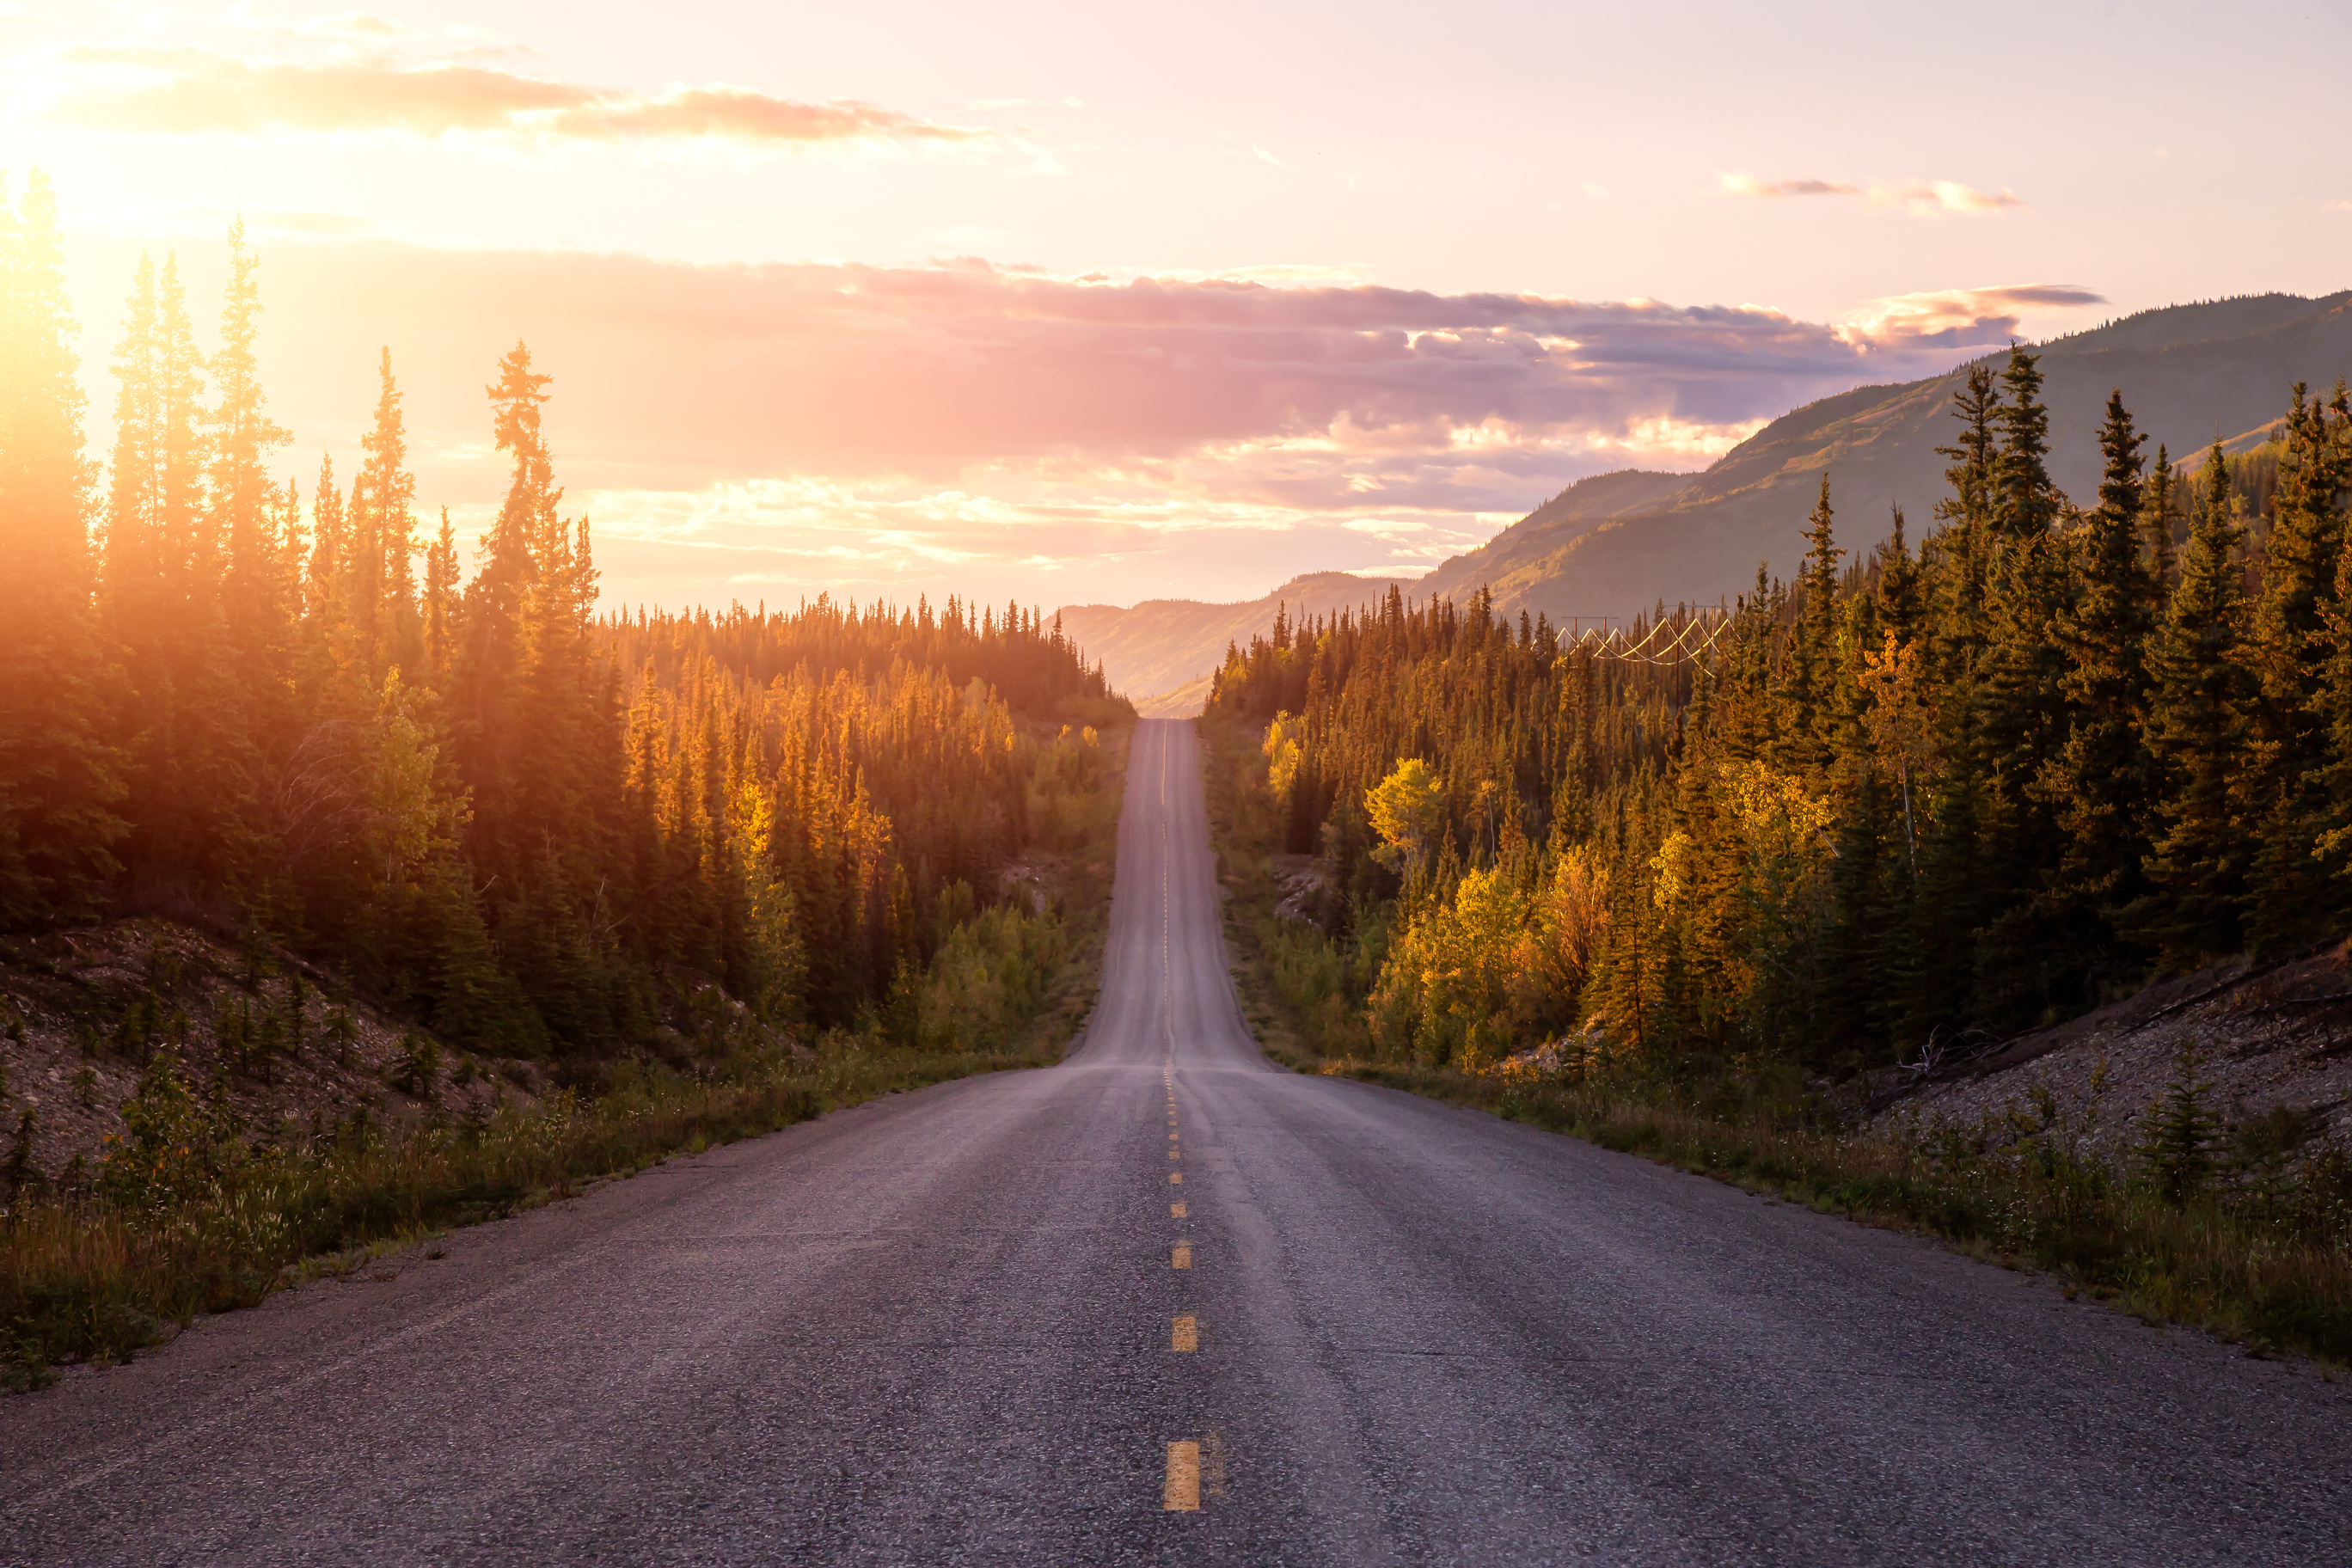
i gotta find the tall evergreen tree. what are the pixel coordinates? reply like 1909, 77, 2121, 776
2145, 443, 2180, 591
1990, 344, 2062, 540
2134, 445, 2256, 965
1780, 475, 1842, 770
2049, 390, 2158, 963
210, 219, 293, 721
2242, 383, 2352, 946
454, 342, 554, 871
1934, 364, 2000, 534
107, 251, 250, 901
357, 348, 423, 680
0, 171, 126, 924
422, 506, 460, 683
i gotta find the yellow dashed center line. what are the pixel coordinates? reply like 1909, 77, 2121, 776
1172, 1315, 1197, 1352
1164, 1442, 1201, 1511
1170, 1201, 1186, 1218
1172, 1242, 1191, 1269
1169, 1172, 1182, 1184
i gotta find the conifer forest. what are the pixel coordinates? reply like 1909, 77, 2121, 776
0, 175, 1127, 1063
1207, 351, 2352, 1076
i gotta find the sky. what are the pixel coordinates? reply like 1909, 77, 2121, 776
4, 0, 2349, 613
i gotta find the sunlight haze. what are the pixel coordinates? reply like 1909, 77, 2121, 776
6, 0, 2347, 609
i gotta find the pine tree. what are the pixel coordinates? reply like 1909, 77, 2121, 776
2242, 383, 2352, 946
1779, 475, 1842, 770
210, 219, 293, 728
1990, 344, 2061, 540
1972, 511, 2076, 1019
107, 251, 250, 901
1875, 505, 1924, 643
2145, 443, 2180, 591
2133, 445, 2256, 965
452, 343, 553, 854
0, 171, 126, 924
422, 506, 460, 683
2049, 390, 2158, 958
301, 451, 366, 714
356, 348, 422, 680
1934, 363, 2000, 534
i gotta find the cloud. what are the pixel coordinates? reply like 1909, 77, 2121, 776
1718, 174, 1861, 199
52, 45, 982, 147
1719, 172, 2024, 215
221, 242, 2039, 510
1887, 180, 2023, 214
1841, 283, 2104, 351
85, 236, 2051, 608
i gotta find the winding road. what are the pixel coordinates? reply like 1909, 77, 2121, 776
5, 718, 2348, 1565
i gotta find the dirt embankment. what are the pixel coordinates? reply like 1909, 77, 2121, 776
0, 920, 538, 1187
1873, 940, 2352, 1160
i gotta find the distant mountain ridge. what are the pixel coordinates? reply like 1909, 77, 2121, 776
1414, 291, 2352, 622
1057, 571, 1412, 707
1060, 291, 2352, 707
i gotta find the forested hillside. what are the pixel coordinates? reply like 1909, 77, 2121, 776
0, 175, 1127, 1058
1417, 291, 2352, 623
1208, 346, 2352, 1069
1202, 351, 2352, 1357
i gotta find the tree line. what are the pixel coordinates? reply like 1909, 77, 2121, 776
0, 174, 1124, 1057
1207, 344, 2352, 1073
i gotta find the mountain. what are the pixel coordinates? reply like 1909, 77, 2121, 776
1415, 291, 2352, 622
1058, 571, 1412, 707
1062, 293, 2352, 706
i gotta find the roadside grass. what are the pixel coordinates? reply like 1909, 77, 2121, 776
1, 1040, 1057, 1391
1198, 720, 2352, 1374
2, 722, 1132, 1393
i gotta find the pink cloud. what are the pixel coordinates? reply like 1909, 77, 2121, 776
160, 242, 2064, 554
1718, 174, 1862, 199
1719, 172, 2024, 214
54, 46, 977, 145
64, 238, 2074, 609
1842, 283, 2104, 351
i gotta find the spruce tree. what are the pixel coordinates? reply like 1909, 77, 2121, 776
2312, 457, 2352, 891
1990, 344, 2062, 541
1779, 475, 1842, 771
2242, 383, 2351, 946
301, 452, 365, 714
210, 220, 293, 726
2133, 445, 2256, 965
357, 348, 423, 680
2049, 391, 2158, 966
0, 171, 126, 924
422, 507, 460, 684
1974, 530, 2076, 1016
1933, 364, 2000, 535
1875, 505, 1924, 644
106, 252, 243, 900
2145, 444, 2180, 591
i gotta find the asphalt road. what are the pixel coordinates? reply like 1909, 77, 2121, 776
5, 717, 2349, 1566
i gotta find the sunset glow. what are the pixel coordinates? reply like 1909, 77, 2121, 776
6, 0, 2348, 609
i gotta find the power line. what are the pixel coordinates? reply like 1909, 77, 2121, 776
1566, 607, 1732, 665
